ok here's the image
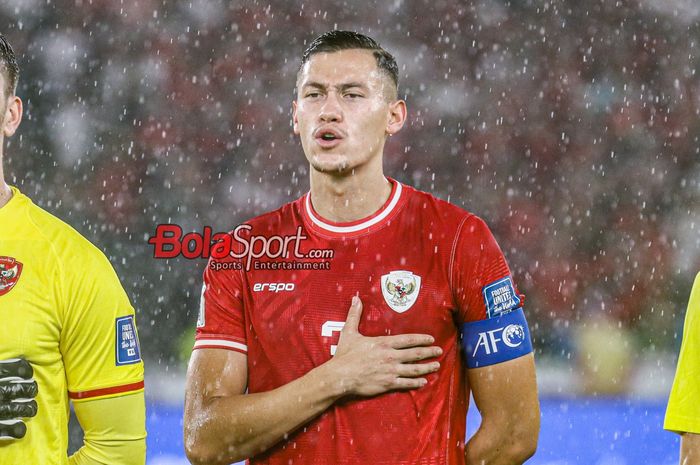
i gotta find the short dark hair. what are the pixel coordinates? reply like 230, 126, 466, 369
0, 33, 19, 98
299, 30, 399, 99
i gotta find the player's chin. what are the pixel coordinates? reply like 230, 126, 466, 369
309, 154, 352, 174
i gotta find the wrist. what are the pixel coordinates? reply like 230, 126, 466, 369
314, 357, 353, 401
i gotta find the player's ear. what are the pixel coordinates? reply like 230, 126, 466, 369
2, 96, 22, 138
292, 100, 300, 135
385, 99, 406, 137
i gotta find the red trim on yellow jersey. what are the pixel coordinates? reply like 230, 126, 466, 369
68, 380, 144, 400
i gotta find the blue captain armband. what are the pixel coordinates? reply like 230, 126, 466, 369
462, 307, 533, 369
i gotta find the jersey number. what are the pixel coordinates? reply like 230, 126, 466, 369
321, 321, 345, 355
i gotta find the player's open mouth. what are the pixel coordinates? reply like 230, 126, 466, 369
314, 128, 344, 148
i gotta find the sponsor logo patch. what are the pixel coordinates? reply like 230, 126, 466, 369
0, 256, 23, 297
115, 316, 142, 366
381, 270, 421, 313
482, 276, 521, 318
253, 282, 296, 292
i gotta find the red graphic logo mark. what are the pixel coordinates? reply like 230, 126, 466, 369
0, 256, 23, 296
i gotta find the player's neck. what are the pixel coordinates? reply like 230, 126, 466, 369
309, 169, 392, 223
0, 159, 11, 209
0, 180, 11, 210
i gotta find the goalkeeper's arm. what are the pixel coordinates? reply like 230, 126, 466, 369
681, 433, 700, 464
68, 392, 146, 465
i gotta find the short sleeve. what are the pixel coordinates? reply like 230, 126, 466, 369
451, 215, 524, 323
60, 245, 144, 402
193, 252, 248, 354
665, 272, 700, 434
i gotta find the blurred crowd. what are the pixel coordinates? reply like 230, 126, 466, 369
1, 0, 699, 373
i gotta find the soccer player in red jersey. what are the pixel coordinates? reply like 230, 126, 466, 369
184, 30, 540, 465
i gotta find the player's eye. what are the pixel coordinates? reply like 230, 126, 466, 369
345, 93, 363, 99
305, 92, 321, 98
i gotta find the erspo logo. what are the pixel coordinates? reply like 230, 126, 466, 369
253, 282, 295, 293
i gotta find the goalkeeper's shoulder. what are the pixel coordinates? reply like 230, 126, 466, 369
682, 272, 700, 326
23, 200, 117, 275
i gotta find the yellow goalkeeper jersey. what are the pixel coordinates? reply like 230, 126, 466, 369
0, 186, 144, 464
665, 271, 700, 434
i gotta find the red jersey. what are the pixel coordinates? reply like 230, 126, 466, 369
195, 178, 523, 465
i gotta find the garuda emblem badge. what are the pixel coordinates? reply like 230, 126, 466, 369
381, 270, 421, 313
0, 256, 23, 297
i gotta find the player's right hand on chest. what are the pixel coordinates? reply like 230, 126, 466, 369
0, 358, 38, 440
330, 295, 442, 397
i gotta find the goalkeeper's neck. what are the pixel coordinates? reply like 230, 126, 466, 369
0, 158, 11, 209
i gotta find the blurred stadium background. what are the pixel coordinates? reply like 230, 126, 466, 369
1, 0, 699, 463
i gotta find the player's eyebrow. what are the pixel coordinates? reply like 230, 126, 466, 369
301, 81, 369, 92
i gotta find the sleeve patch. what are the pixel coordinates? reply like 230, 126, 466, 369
482, 276, 521, 318
462, 307, 532, 368
115, 316, 142, 366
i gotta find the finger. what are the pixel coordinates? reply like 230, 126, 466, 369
0, 379, 38, 401
385, 333, 435, 349
0, 400, 38, 420
342, 295, 363, 333
395, 346, 443, 363
0, 359, 33, 380
391, 377, 428, 390
0, 419, 26, 440
395, 362, 440, 378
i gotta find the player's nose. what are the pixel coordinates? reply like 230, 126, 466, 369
319, 92, 343, 122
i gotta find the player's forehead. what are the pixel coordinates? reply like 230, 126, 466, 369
298, 49, 383, 89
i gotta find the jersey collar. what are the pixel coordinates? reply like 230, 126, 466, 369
0, 186, 27, 220
302, 178, 404, 238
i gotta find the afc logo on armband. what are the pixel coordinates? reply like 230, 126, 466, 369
471, 324, 526, 357
462, 307, 532, 369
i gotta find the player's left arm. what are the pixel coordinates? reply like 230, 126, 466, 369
465, 354, 540, 464
68, 393, 146, 465
451, 215, 540, 464
681, 433, 700, 464
58, 241, 146, 465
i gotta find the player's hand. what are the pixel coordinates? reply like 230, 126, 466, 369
0, 358, 38, 440
329, 295, 442, 397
